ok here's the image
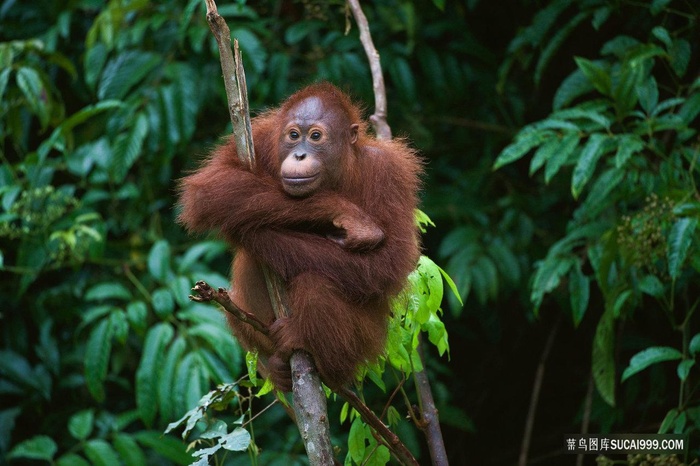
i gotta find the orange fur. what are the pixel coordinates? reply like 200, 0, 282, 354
177, 83, 422, 390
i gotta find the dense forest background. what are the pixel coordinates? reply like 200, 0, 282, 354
1, 0, 699, 464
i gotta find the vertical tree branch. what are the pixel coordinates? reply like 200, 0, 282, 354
347, 2, 448, 464
203, 1, 334, 464
346, 0, 391, 141
518, 317, 561, 466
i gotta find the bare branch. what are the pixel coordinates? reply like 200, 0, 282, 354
346, 0, 391, 140
190, 281, 269, 336
416, 339, 448, 465
204, 0, 255, 167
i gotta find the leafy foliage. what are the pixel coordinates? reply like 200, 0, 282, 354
493, 0, 700, 450
3, 0, 699, 463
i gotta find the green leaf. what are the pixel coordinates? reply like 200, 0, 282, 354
437, 262, 463, 306
187, 323, 242, 372
553, 68, 594, 110
621, 346, 683, 382
614, 134, 645, 168
158, 336, 186, 423
592, 310, 615, 406
412, 255, 444, 320
114, 434, 146, 466
8, 436, 57, 461
534, 12, 586, 86
97, 51, 160, 100
530, 132, 569, 176
531, 257, 575, 312
348, 417, 366, 463
636, 76, 659, 115
136, 323, 174, 427
677, 360, 694, 381
638, 275, 665, 297
16, 66, 49, 127
85, 282, 132, 302
151, 288, 174, 318
220, 427, 251, 452
659, 408, 679, 434
689, 333, 700, 355
126, 301, 148, 333
668, 39, 690, 77
84, 43, 107, 91
0, 67, 11, 103
667, 217, 697, 280
177, 241, 227, 273
543, 132, 581, 183
493, 131, 553, 170
574, 57, 611, 96
148, 239, 171, 282
111, 112, 149, 182
571, 134, 608, 199
613, 58, 646, 115
84, 439, 121, 466
56, 453, 91, 466
68, 410, 94, 440
134, 431, 194, 464
85, 318, 114, 402
569, 261, 589, 327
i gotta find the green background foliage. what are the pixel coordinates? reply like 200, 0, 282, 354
1, 0, 699, 464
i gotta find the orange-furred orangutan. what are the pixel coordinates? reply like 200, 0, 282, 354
178, 82, 422, 391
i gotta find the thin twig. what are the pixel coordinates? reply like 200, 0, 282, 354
346, 0, 391, 140
576, 374, 594, 466
518, 317, 561, 466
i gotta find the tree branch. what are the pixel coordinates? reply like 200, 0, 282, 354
337, 387, 419, 466
202, 2, 334, 464
346, 0, 391, 141
347, 2, 448, 464
190, 280, 418, 465
190, 281, 269, 335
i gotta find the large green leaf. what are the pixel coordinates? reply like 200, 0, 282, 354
529, 131, 577, 176
348, 417, 366, 463
571, 133, 609, 199
133, 431, 194, 465
667, 217, 697, 280
16, 66, 49, 127
158, 336, 187, 423
621, 346, 683, 382
569, 261, 589, 327
493, 130, 553, 170
136, 323, 174, 427
613, 134, 645, 168
148, 239, 172, 282
97, 51, 160, 100
84, 440, 121, 466
113, 434, 147, 466
592, 309, 615, 406
68, 410, 94, 441
574, 57, 611, 96
84, 318, 114, 402
7, 436, 57, 462
111, 112, 149, 182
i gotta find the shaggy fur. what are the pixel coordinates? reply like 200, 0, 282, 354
178, 83, 422, 390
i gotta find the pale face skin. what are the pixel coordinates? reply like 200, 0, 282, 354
278, 96, 358, 197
